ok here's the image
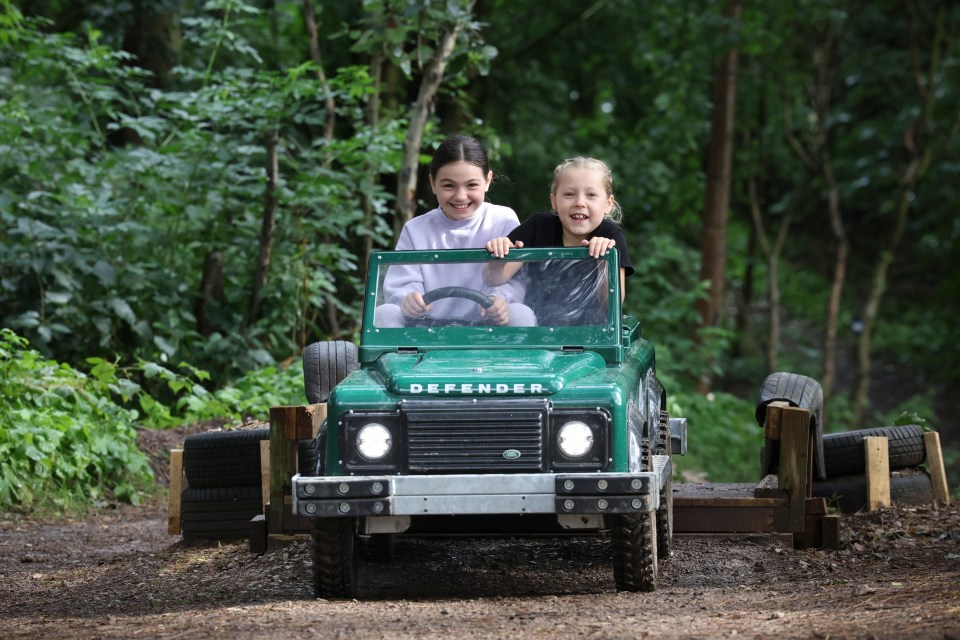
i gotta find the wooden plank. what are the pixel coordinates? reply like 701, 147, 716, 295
778, 405, 811, 532
272, 404, 327, 441
673, 502, 790, 533
167, 448, 184, 535
763, 401, 791, 441
924, 431, 951, 505
754, 474, 787, 499
821, 515, 841, 550
260, 439, 270, 514
864, 436, 891, 511
795, 498, 830, 549
268, 407, 299, 534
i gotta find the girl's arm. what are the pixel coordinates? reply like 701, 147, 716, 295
483, 237, 524, 286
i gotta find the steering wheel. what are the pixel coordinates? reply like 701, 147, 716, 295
421, 286, 494, 309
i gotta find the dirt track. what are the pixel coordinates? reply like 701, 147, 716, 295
2, 498, 959, 640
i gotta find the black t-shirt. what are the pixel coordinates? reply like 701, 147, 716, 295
507, 212, 634, 276
506, 213, 633, 326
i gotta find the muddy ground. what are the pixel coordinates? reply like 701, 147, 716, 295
1, 426, 959, 640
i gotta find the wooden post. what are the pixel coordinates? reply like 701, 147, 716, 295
268, 404, 327, 534
924, 431, 951, 505
260, 439, 271, 514
864, 436, 891, 510
167, 448, 184, 535
776, 405, 811, 533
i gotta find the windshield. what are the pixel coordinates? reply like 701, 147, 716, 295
360, 248, 623, 357
373, 252, 611, 328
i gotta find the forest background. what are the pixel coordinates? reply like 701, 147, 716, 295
1, 0, 958, 512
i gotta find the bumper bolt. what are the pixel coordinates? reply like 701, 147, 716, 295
631, 479, 642, 491
304, 484, 316, 495
371, 482, 384, 494
563, 480, 575, 491
597, 499, 609, 510
597, 480, 608, 491
632, 499, 643, 510
305, 503, 317, 514
563, 499, 575, 511
372, 502, 384, 514
338, 483, 350, 495
338, 503, 351, 514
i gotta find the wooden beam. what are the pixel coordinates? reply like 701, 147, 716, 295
924, 431, 951, 505
260, 439, 271, 514
268, 407, 299, 534
777, 405, 811, 532
167, 448, 183, 535
864, 436, 891, 510
272, 403, 327, 440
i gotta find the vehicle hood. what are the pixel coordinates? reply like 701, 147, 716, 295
376, 349, 606, 396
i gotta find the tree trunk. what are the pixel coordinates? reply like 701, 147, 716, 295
851, 2, 955, 426
747, 178, 800, 374
301, 0, 341, 340
694, 0, 741, 392
248, 129, 280, 326
395, 10, 472, 237
361, 51, 385, 282
821, 157, 847, 401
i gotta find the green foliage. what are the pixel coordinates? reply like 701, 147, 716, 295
669, 390, 760, 484
0, 328, 153, 511
625, 222, 733, 389
0, 326, 306, 512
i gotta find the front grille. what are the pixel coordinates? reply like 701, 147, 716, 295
402, 399, 548, 473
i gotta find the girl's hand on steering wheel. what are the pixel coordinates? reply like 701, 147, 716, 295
479, 296, 510, 325
401, 291, 430, 318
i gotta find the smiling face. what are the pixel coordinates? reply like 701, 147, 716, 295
549, 166, 615, 245
429, 160, 493, 221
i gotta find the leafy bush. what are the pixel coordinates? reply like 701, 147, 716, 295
0, 328, 153, 512
669, 390, 761, 484
0, 327, 308, 513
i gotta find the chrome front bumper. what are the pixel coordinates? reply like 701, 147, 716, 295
293, 454, 671, 518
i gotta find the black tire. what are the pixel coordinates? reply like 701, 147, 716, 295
180, 486, 263, 541
298, 436, 319, 477
311, 517, 359, 599
610, 511, 658, 592
812, 468, 934, 513
654, 409, 673, 560
755, 372, 827, 480
358, 534, 396, 562
303, 340, 359, 405
182, 429, 269, 489
823, 424, 926, 477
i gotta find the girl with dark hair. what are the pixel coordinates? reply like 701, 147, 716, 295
375, 135, 535, 327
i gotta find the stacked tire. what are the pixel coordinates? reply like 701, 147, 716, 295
813, 424, 933, 513
754, 372, 934, 513
180, 428, 269, 542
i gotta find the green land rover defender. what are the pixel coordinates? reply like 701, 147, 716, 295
293, 247, 687, 598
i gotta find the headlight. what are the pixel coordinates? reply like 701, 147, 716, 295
557, 421, 594, 458
356, 423, 392, 460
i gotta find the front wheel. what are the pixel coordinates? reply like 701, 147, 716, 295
311, 518, 359, 599
610, 511, 658, 592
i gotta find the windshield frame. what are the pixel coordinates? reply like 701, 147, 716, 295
359, 247, 624, 363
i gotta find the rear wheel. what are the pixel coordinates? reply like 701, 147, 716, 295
610, 510, 658, 592
654, 409, 673, 560
311, 518, 359, 599
303, 341, 358, 405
